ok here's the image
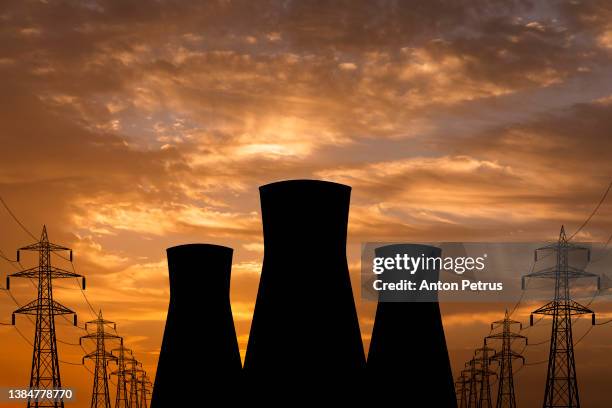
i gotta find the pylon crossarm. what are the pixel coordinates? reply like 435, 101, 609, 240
567, 266, 599, 279
487, 332, 526, 340
85, 317, 116, 326
532, 301, 556, 315
7, 266, 40, 279
533, 300, 594, 316
13, 299, 75, 315
52, 300, 76, 315
18, 242, 71, 252
567, 300, 594, 315
12, 300, 40, 315
535, 242, 589, 253
523, 266, 557, 280
81, 332, 122, 341
8, 265, 82, 279
84, 351, 117, 361
491, 317, 522, 326
524, 265, 598, 280
47, 265, 82, 279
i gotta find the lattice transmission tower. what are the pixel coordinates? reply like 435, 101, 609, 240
138, 374, 152, 408
80, 311, 121, 408
110, 345, 133, 408
455, 371, 470, 408
475, 344, 497, 408
465, 358, 481, 408
7, 226, 84, 408
523, 226, 599, 408
127, 359, 144, 408
485, 310, 527, 408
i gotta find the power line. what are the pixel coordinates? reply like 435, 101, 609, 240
0, 195, 146, 395
568, 180, 612, 241
0, 193, 98, 320
0, 195, 37, 240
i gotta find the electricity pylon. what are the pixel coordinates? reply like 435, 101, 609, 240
138, 374, 152, 408
485, 310, 527, 408
456, 371, 470, 408
475, 345, 497, 408
127, 359, 144, 408
523, 226, 599, 408
7, 226, 84, 408
465, 358, 481, 408
110, 345, 133, 408
80, 311, 121, 408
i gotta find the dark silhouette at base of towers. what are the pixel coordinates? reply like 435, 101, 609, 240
244, 180, 365, 374
367, 244, 456, 407
151, 244, 241, 407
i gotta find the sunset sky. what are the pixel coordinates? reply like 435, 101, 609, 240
1, 1, 612, 407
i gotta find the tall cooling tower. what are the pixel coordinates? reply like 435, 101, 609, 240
244, 180, 365, 372
367, 243, 456, 406
151, 244, 241, 407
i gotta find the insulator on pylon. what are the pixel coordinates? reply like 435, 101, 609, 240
530, 314, 534, 326
70, 250, 73, 262
6, 277, 9, 290
592, 314, 595, 325
73, 314, 78, 326
82, 277, 86, 290
11, 314, 15, 325
597, 276, 601, 290
521, 277, 525, 290
16, 250, 19, 262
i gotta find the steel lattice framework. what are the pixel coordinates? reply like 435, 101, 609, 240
110, 345, 133, 408
486, 310, 526, 408
523, 226, 599, 408
475, 344, 497, 408
465, 358, 481, 408
8, 226, 83, 408
127, 359, 144, 408
80, 311, 121, 408
455, 371, 470, 408
138, 374, 152, 408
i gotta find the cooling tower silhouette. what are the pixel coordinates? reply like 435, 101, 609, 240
151, 244, 241, 407
244, 179, 365, 372
367, 244, 456, 407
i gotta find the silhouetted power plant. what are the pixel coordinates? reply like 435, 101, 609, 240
367, 244, 456, 407
151, 244, 241, 407
244, 180, 365, 372
1, 181, 610, 408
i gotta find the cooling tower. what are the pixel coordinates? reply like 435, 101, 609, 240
151, 244, 241, 407
367, 244, 457, 407
244, 179, 365, 372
